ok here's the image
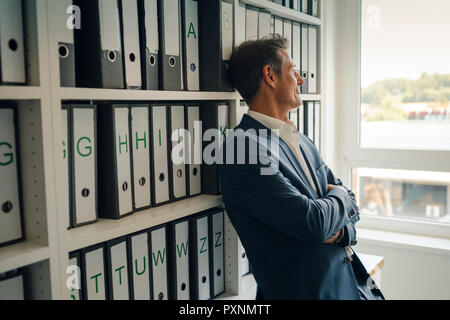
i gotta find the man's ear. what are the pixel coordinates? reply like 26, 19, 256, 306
262, 65, 277, 89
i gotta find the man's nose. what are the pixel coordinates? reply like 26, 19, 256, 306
295, 71, 304, 87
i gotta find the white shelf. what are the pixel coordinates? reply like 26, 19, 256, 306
58, 87, 238, 101
0, 86, 42, 100
241, 0, 322, 25
67, 194, 223, 252
0, 241, 50, 273
236, 92, 322, 102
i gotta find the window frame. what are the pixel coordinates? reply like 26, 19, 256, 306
334, 0, 450, 239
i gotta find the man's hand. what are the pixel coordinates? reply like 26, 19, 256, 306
327, 184, 347, 193
322, 229, 343, 244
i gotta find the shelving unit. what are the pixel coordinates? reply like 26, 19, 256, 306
0, 0, 325, 300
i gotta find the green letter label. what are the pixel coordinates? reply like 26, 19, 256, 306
215, 231, 222, 248
77, 137, 92, 157
176, 241, 189, 258
0, 142, 13, 166
90, 273, 102, 294
135, 257, 146, 276
135, 131, 147, 150
200, 237, 207, 254
187, 22, 197, 39
152, 249, 166, 266
118, 134, 128, 154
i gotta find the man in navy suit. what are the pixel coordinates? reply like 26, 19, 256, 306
218, 35, 384, 300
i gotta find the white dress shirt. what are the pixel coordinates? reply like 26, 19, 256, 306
247, 110, 318, 195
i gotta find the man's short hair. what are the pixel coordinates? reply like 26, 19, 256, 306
230, 34, 289, 105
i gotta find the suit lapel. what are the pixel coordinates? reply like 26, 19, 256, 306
240, 114, 318, 198
299, 139, 323, 197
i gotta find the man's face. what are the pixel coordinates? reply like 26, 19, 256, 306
274, 49, 304, 110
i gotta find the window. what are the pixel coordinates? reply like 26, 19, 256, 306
353, 168, 450, 224
360, 0, 450, 151
335, 0, 450, 234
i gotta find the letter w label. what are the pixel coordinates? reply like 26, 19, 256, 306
176, 242, 188, 258
152, 249, 166, 266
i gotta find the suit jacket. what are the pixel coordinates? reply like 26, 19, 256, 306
218, 114, 383, 300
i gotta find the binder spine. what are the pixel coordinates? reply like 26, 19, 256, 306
97, 104, 123, 219
200, 103, 220, 195
69, 104, 98, 228
199, 0, 233, 92
184, 104, 202, 197
80, 243, 107, 300
158, 0, 182, 91
138, 0, 160, 90
209, 208, 225, 298
167, 222, 178, 300
74, 0, 124, 88
0, 103, 24, 247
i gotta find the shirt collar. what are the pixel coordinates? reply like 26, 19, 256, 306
247, 110, 296, 133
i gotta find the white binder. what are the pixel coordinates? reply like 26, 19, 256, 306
235, 2, 246, 46
306, 101, 314, 140
283, 19, 292, 58
141, 0, 160, 90
239, 239, 250, 276
302, 0, 309, 14
114, 107, 133, 216
292, 22, 301, 75
130, 105, 151, 210
72, 106, 96, 226
52, 0, 76, 87
299, 105, 305, 134
274, 16, 283, 36
183, 0, 200, 91
129, 231, 151, 300
151, 105, 170, 205
301, 24, 309, 93
258, 10, 271, 40
314, 101, 321, 150
245, 6, 258, 41
221, 1, 234, 65
211, 210, 224, 297
107, 238, 130, 300
0, 274, 24, 300
120, 0, 142, 89
293, 0, 299, 11
68, 252, 81, 300
289, 108, 298, 129
186, 105, 201, 196
193, 214, 210, 300
174, 220, 190, 300
217, 104, 229, 151
0, 0, 25, 84
308, 26, 317, 93
312, 0, 319, 17
160, 0, 182, 90
83, 245, 106, 300
169, 105, 187, 200
151, 226, 168, 300
0, 107, 23, 245
61, 107, 70, 229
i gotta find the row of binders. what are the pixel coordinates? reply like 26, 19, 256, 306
270, 0, 320, 17
53, 0, 234, 92
68, 207, 225, 300
238, 4, 319, 94
61, 101, 228, 229
0, 270, 24, 300
289, 101, 321, 151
